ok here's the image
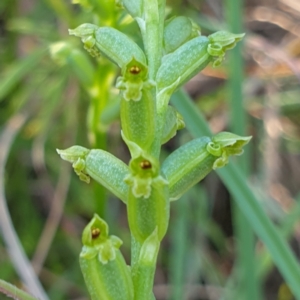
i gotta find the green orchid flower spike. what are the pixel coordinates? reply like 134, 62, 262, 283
56, 3, 250, 299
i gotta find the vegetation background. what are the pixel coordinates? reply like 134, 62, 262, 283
0, 0, 300, 299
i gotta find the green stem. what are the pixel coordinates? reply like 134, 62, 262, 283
142, 0, 163, 80
0, 279, 38, 300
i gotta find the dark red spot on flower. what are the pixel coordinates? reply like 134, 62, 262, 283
91, 228, 100, 239
130, 66, 141, 74
140, 160, 152, 169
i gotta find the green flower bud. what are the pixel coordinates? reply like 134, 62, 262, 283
69, 23, 146, 67
156, 36, 211, 97
57, 146, 129, 204
80, 214, 134, 300
163, 16, 200, 54
162, 133, 251, 201
161, 106, 185, 144
207, 31, 245, 67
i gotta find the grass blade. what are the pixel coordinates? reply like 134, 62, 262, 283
171, 89, 300, 298
0, 48, 46, 102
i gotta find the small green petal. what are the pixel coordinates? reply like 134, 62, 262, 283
68, 24, 98, 39
56, 146, 90, 163
208, 31, 245, 47
110, 235, 123, 249
212, 131, 252, 148
98, 241, 116, 264
80, 245, 98, 259
207, 43, 224, 57
207, 31, 245, 67
206, 141, 222, 156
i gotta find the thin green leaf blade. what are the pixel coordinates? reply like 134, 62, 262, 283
0, 48, 46, 102
171, 89, 300, 298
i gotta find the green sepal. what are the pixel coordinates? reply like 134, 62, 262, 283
79, 214, 134, 300
208, 31, 245, 67
116, 58, 155, 102
163, 16, 200, 54
124, 150, 167, 199
69, 24, 146, 67
57, 146, 129, 204
161, 106, 185, 144
128, 177, 169, 243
